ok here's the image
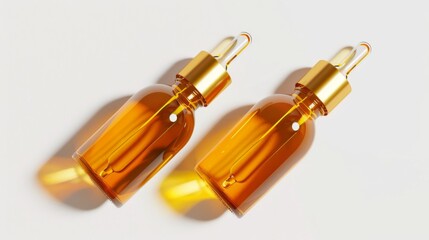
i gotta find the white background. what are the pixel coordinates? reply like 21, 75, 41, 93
1, 0, 428, 239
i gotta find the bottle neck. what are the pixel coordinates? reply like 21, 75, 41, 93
172, 79, 205, 111
292, 87, 327, 119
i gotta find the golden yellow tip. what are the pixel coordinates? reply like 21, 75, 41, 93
337, 41, 371, 76
240, 32, 252, 44
359, 41, 372, 55
215, 32, 251, 68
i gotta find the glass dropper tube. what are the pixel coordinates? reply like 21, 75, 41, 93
336, 42, 371, 76
215, 32, 252, 69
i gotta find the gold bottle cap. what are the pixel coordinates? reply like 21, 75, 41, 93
296, 42, 371, 115
177, 33, 251, 106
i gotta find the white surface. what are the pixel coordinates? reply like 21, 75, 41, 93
1, 0, 429, 239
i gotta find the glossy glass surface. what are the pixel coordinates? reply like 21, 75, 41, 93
195, 93, 316, 216
74, 84, 195, 205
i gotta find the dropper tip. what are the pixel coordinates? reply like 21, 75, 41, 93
240, 32, 252, 44
359, 41, 372, 54
353, 41, 371, 65
214, 32, 252, 68
336, 41, 371, 76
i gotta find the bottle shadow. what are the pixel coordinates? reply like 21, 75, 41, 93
158, 67, 314, 220
37, 96, 129, 210
156, 59, 191, 85
37, 59, 191, 210
274, 68, 311, 94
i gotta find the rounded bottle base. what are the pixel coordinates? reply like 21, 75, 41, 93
72, 153, 123, 207
194, 166, 244, 218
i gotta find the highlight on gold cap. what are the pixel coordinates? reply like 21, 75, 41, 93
177, 32, 251, 106
296, 42, 371, 115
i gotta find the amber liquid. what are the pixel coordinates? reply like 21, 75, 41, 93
73, 83, 197, 205
195, 93, 317, 216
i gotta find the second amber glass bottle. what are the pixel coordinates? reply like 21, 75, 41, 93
73, 33, 251, 205
195, 43, 371, 217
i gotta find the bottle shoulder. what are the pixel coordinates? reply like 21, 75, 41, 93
252, 94, 295, 114
250, 94, 315, 129
127, 84, 196, 126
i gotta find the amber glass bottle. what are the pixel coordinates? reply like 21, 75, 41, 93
195, 42, 371, 217
73, 33, 251, 205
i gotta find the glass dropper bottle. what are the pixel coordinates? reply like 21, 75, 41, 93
195, 42, 371, 217
73, 33, 251, 206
